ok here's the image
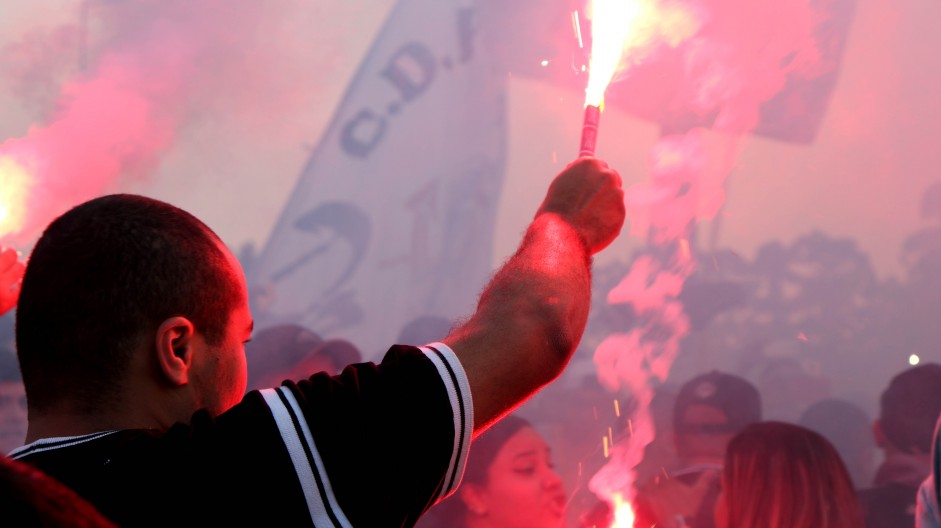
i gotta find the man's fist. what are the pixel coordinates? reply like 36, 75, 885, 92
536, 157, 626, 254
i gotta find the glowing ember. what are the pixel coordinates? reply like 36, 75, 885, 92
572, 10, 585, 49
0, 156, 35, 239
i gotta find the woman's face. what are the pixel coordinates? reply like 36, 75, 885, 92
469, 426, 568, 528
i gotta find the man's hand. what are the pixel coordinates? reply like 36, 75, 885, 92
0, 246, 25, 315
446, 157, 627, 432
536, 157, 625, 255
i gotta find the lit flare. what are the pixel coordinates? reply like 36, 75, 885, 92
0, 156, 34, 239
612, 492, 636, 527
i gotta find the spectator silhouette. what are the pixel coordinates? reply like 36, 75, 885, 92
633, 371, 762, 528
715, 421, 863, 528
859, 363, 941, 528
799, 397, 875, 489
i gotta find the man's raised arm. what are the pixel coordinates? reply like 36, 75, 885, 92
443, 157, 625, 433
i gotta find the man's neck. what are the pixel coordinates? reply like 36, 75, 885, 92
25, 399, 181, 443
25, 410, 123, 443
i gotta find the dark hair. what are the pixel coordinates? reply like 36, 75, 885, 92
462, 415, 532, 485
418, 415, 533, 527
16, 194, 241, 412
879, 363, 941, 453
721, 421, 863, 528
0, 456, 116, 527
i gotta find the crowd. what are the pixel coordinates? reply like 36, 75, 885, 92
0, 155, 939, 528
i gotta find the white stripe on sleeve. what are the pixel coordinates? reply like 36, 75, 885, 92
260, 388, 352, 528
421, 342, 474, 502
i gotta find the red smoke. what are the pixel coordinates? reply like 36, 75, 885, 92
0, 0, 332, 245
586, 0, 829, 521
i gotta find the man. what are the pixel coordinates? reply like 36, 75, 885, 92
859, 363, 941, 528
632, 371, 762, 528
9, 157, 624, 527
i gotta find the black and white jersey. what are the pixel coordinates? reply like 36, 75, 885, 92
10, 343, 473, 527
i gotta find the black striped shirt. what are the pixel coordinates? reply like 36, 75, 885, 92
11, 344, 473, 527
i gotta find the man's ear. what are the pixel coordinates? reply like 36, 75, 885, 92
155, 316, 196, 386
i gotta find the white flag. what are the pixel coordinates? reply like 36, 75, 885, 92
248, 0, 507, 359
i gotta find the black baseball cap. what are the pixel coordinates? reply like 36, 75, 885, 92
673, 371, 762, 435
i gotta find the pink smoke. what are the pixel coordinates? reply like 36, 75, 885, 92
587, 0, 829, 521
0, 0, 335, 244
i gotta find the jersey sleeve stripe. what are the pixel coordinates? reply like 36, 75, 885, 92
421, 343, 473, 503
9, 430, 119, 459
277, 387, 353, 528
260, 388, 351, 528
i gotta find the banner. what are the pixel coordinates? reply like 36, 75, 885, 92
248, 0, 507, 359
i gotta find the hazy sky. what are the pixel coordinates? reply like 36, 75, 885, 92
2, 0, 939, 279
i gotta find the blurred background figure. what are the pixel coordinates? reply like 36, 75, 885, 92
396, 315, 454, 347
714, 421, 863, 528
417, 415, 568, 528
0, 346, 26, 454
916, 414, 941, 528
752, 355, 831, 423
245, 323, 323, 391
859, 363, 941, 528
287, 338, 362, 378
633, 371, 762, 528
244, 323, 362, 392
799, 397, 876, 489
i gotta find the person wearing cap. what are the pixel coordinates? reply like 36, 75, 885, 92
632, 371, 762, 528
859, 363, 941, 528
